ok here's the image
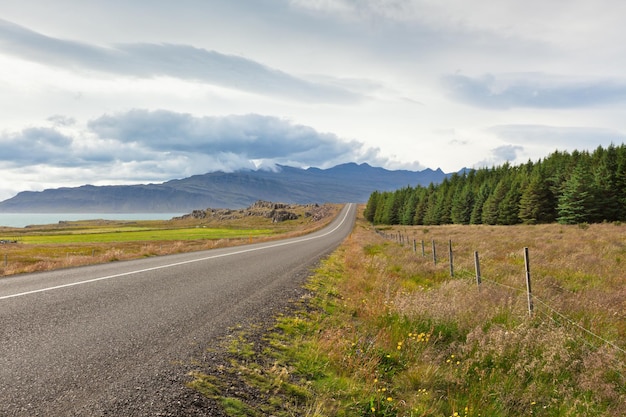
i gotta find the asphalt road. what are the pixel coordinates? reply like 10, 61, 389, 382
0, 203, 356, 416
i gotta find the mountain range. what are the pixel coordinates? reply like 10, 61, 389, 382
0, 163, 451, 213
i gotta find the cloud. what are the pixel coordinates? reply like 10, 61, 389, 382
489, 124, 625, 149
475, 145, 525, 168
0, 127, 74, 165
47, 115, 76, 127
1, 110, 406, 195
0, 18, 359, 103
88, 110, 377, 167
442, 73, 626, 109
492, 144, 524, 161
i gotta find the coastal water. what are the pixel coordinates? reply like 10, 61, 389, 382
0, 213, 184, 228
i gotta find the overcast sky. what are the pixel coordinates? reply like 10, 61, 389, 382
1, 0, 625, 200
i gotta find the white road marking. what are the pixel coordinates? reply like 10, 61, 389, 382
0, 204, 354, 301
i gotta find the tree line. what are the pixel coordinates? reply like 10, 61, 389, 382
364, 144, 626, 226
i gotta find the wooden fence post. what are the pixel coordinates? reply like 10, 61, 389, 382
413, 239, 417, 253
421, 240, 425, 257
474, 251, 481, 290
449, 240, 454, 277
524, 247, 534, 316
432, 240, 437, 265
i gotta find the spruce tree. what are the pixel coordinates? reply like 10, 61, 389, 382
422, 190, 441, 225
451, 183, 474, 224
615, 145, 626, 220
519, 170, 556, 224
470, 183, 489, 224
380, 193, 400, 224
498, 185, 521, 225
400, 190, 418, 225
364, 191, 380, 222
413, 187, 429, 225
592, 144, 620, 222
557, 161, 595, 224
482, 178, 509, 225
373, 193, 388, 225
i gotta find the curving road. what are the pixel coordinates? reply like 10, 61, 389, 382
0, 203, 356, 416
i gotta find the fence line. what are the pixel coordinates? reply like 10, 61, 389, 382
480, 276, 526, 294
533, 296, 626, 356
374, 228, 626, 363
446, 262, 626, 360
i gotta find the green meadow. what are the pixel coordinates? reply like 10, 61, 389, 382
2, 226, 274, 244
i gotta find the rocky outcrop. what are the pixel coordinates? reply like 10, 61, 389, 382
249, 200, 289, 210
267, 210, 298, 223
176, 200, 322, 223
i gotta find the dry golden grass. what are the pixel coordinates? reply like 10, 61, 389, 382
386, 222, 626, 348
292, 211, 625, 416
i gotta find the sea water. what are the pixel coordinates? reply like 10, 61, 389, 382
0, 213, 184, 228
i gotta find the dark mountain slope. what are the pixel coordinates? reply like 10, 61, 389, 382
0, 163, 452, 213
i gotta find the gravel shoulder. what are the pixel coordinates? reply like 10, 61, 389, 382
155, 264, 317, 416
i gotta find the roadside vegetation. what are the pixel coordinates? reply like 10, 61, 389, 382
0, 203, 338, 276
190, 209, 625, 416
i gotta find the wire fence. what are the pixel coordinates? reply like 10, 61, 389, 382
376, 229, 626, 373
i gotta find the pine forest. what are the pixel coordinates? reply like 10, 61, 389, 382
364, 144, 626, 226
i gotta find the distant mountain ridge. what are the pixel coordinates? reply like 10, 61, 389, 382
0, 163, 452, 213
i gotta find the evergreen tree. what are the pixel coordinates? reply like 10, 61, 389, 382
592, 144, 621, 222
498, 184, 521, 225
470, 182, 489, 224
483, 178, 509, 225
373, 193, 388, 224
451, 182, 474, 224
422, 190, 441, 225
431, 178, 453, 224
380, 192, 400, 224
615, 145, 626, 220
364, 191, 380, 222
519, 170, 556, 224
400, 189, 418, 225
557, 160, 596, 224
412, 187, 429, 225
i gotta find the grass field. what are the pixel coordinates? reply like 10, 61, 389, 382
193, 208, 626, 416
1, 226, 274, 244
0, 204, 339, 276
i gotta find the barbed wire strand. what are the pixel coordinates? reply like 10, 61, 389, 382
533, 296, 626, 355
386, 232, 626, 361
534, 300, 626, 379
480, 276, 526, 294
